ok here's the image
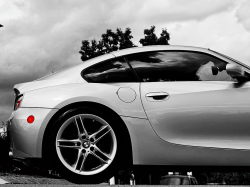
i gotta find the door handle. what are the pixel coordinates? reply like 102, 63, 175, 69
146, 92, 169, 101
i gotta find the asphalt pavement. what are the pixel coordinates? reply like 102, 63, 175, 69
0, 174, 73, 185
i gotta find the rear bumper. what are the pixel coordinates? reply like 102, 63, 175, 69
8, 107, 58, 158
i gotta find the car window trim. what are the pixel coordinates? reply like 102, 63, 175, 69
123, 56, 141, 82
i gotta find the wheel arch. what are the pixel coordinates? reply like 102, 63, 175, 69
42, 101, 133, 170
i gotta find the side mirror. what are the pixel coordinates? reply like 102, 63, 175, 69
226, 64, 246, 80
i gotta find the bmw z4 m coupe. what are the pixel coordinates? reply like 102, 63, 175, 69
7, 45, 250, 183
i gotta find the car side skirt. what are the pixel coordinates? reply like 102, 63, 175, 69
122, 116, 250, 166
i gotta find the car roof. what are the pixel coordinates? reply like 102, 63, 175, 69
111, 45, 209, 57
37, 45, 212, 82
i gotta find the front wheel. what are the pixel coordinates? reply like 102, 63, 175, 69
49, 108, 122, 184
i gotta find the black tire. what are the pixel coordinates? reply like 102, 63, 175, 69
48, 107, 123, 184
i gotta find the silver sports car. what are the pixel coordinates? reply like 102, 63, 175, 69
7, 45, 250, 183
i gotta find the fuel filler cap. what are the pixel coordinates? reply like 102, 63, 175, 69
117, 87, 136, 103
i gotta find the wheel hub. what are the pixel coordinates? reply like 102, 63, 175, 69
82, 141, 90, 148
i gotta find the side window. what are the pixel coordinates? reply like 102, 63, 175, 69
126, 51, 236, 82
82, 57, 136, 83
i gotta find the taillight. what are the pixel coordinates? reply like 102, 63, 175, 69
14, 95, 23, 110
17, 99, 22, 108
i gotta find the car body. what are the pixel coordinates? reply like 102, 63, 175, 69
160, 175, 198, 185
7, 45, 250, 183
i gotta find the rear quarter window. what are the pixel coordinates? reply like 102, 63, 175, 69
82, 57, 136, 83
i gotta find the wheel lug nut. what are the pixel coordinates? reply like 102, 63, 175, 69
90, 147, 94, 151
90, 138, 94, 142
82, 149, 86, 153
82, 135, 86, 139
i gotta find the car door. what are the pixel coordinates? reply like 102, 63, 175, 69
126, 50, 250, 150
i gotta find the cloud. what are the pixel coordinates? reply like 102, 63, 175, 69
0, 90, 13, 123
114, 0, 235, 24
235, 0, 250, 31
0, 106, 12, 123
107, 0, 236, 43
0, 90, 13, 105
165, 2, 250, 65
0, 86, 12, 123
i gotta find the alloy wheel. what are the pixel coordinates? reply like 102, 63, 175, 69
56, 114, 117, 175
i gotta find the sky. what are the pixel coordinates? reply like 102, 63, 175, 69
0, 0, 250, 124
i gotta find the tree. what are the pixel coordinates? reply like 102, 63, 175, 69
79, 28, 136, 61
79, 40, 104, 61
116, 28, 135, 50
157, 28, 170, 45
139, 26, 170, 46
79, 26, 170, 61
